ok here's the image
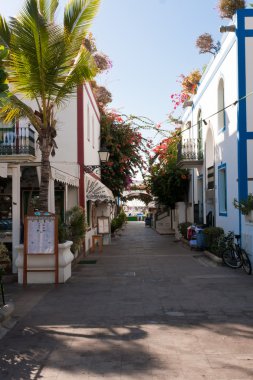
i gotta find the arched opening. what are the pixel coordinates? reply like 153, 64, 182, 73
218, 78, 226, 132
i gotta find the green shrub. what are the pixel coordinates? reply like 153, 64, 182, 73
204, 227, 224, 254
58, 217, 68, 244
178, 222, 191, 239
111, 211, 127, 233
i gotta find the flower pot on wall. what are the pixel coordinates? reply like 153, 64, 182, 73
15, 241, 74, 284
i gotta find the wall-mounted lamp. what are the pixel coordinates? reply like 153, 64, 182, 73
203, 119, 208, 126
220, 25, 236, 33
83, 146, 110, 173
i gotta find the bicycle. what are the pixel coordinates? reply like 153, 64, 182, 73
220, 232, 252, 275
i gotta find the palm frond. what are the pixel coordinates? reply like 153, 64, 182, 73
54, 47, 97, 106
8, 0, 53, 101
0, 15, 11, 47
38, 0, 59, 22
64, 0, 100, 48
49, 0, 59, 22
0, 95, 40, 130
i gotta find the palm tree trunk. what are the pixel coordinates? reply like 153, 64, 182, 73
39, 137, 52, 211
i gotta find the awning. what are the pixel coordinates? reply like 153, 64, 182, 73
51, 163, 79, 187
85, 173, 114, 202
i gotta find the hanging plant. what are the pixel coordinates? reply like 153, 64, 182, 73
233, 193, 253, 215
218, 0, 246, 19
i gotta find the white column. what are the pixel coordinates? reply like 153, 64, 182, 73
48, 178, 55, 213
12, 165, 21, 273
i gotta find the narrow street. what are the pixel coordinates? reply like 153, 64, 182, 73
1, 222, 253, 380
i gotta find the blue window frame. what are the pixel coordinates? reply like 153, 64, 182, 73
218, 163, 227, 216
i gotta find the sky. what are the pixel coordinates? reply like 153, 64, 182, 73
1, 0, 227, 132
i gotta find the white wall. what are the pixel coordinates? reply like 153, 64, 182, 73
83, 83, 101, 173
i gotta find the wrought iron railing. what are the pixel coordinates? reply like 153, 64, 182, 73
178, 138, 203, 162
0, 126, 35, 156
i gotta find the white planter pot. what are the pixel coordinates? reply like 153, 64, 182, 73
15, 241, 74, 284
246, 211, 253, 223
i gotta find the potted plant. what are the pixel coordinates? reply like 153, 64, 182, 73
65, 206, 86, 257
0, 243, 10, 306
233, 194, 253, 222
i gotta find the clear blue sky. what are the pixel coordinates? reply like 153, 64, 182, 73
1, 0, 229, 128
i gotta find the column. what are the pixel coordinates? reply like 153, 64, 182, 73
11, 165, 20, 273
48, 178, 55, 213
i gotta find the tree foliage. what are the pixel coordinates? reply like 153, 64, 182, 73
0, 45, 9, 102
0, 0, 100, 210
147, 129, 189, 208
196, 33, 221, 55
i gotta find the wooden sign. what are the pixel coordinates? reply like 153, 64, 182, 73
23, 212, 58, 285
27, 215, 55, 254
97, 216, 110, 234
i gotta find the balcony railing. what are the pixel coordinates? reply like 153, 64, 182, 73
0, 126, 35, 157
177, 138, 203, 168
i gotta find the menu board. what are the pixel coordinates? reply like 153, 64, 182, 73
27, 216, 55, 254
97, 217, 110, 234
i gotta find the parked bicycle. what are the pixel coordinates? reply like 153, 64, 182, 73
219, 232, 252, 275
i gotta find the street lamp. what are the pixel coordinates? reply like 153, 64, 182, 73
83, 146, 110, 173
98, 146, 110, 163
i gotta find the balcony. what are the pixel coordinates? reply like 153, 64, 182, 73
177, 138, 203, 169
0, 126, 36, 162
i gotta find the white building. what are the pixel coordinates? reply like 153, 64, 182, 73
0, 82, 114, 273
178, 9, 253, 260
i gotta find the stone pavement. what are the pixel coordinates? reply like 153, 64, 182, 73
1, 221, 253, 380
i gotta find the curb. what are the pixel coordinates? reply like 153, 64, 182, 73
179, 239, 223, 265
204, 250, 223, 265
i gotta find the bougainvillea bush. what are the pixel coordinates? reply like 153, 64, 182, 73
101, 111, 148, 196
171, 69, 202, 110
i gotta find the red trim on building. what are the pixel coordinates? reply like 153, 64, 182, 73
77, 85, 85, 208
84, 82, 101, 122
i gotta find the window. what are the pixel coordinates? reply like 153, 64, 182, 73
87, 105, 90, 141
218, 78, 226, 133
218, 163, 227, 216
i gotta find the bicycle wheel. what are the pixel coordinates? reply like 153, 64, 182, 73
241, 249, 252, 275
222, 248, 242, 268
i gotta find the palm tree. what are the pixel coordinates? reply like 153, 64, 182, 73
0, 0, 100, 210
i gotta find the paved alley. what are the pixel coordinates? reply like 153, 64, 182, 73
1, 222, 253, 379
